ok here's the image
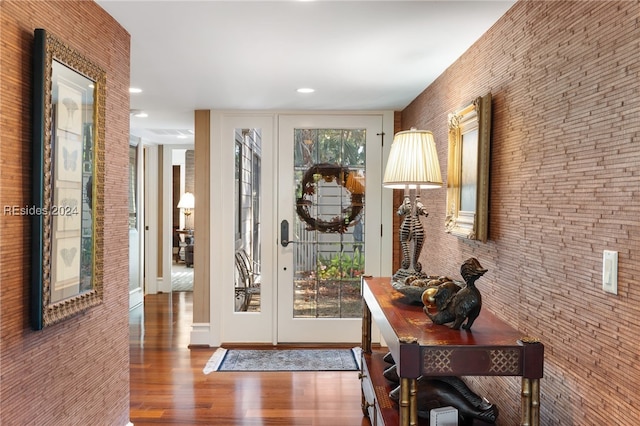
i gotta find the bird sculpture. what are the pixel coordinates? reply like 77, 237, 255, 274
424, 258, 487, 331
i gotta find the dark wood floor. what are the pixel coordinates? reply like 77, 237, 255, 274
130, 292, 370, 425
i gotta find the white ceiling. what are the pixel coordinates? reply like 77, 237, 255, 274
96, 0, 515, 145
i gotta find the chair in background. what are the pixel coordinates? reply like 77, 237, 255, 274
234, 249, 260, 312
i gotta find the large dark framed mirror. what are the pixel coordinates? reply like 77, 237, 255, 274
31, 29, 106, 330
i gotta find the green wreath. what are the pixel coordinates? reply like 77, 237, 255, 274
296, 163, 364, 234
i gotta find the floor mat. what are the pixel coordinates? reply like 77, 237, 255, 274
203, 347, 361, 373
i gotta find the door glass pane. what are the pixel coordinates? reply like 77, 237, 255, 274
293, 129, 365, 318
234, 129, 261, 312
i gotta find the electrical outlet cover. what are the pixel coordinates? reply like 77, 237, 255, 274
430, 406, 458, 426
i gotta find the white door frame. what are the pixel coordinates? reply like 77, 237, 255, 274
161, 144, 194, 295
143, 143, 159, 295
129, 140, 144, 309
209, 110, 393, 346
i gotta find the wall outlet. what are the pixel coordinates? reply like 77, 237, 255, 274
430, 406, 458, 426
602, 250, 618, 294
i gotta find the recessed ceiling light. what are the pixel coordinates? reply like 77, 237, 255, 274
297, 87, 315, 93
130, 110, 148, 118
129, 87, 143, 93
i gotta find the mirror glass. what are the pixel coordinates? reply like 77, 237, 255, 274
49, 60, 96, 303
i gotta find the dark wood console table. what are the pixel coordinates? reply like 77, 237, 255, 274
360, 276, 544, 426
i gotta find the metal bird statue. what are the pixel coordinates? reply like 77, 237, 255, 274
424, 258, 487, 330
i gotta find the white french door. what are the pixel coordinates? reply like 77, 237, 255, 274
218, 114, 276, 344
216, 112, 389, 345
276, 114, 384, 343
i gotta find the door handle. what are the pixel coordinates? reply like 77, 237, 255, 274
280, 220, 295, 247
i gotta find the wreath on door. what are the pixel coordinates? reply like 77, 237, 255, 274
296, 163, 364, 234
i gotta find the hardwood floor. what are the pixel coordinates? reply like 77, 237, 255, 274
130, 292, 370, 425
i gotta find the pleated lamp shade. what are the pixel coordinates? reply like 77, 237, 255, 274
382, 129, 442, 189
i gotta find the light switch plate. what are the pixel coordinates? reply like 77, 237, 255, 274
602, 250, 618, 294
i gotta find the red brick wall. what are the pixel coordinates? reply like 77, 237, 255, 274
0, 1, 130, 425
391, 111, 404, 273
400, 1, 640, 424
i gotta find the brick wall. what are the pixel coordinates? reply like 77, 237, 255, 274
0, 1, 130, 425
185, 149, 195, 194
391, 111, 404, 274
400, 1, 640, 424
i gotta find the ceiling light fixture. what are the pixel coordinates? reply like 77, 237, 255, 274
129, 87, 142, 93
297, 88, 315, 93
130, 109, 148, 118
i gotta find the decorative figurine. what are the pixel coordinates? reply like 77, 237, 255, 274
388, 376, 499, 425
393, 195, 430, 281
422, 279, 461, 311
383, 352, 499, 424
424, 258, 487, 330
397, 196, 413, 270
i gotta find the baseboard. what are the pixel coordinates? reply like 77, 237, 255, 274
129, 287, 143, 310
156, 276, 171, 293
190, 322, 211, 346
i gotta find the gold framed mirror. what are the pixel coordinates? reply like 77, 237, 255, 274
445, 93, 492, 242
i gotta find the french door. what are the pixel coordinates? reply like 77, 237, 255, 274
218, 112, 387, 344
218, 114, 276, 344
277, 114, 384, 343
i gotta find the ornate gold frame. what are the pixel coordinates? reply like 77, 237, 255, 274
445, 93, 492, 242
31, 29, 105, 329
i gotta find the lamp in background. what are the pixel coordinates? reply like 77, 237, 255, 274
383, 128, 442, 280
177, 192, 195, 231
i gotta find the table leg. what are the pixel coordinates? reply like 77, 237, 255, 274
531, 378, 540, 426
399, 377, 418, 426
521, 377, 541, 426
362, 301, 371, 354
521, 377, 531, 426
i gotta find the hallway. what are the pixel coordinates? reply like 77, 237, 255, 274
129, 292, 369, 425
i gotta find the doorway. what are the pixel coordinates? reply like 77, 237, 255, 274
171, 149, 195, 293
129, 140, 143, 309
276, 114, 383, 343
216, 112, 390, 344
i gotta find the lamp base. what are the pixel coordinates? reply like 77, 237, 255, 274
392, 268, 431, 282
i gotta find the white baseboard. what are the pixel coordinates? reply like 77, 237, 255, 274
129, 287, 143, 309
190, 323, 211, 346
157, 276, 164, 293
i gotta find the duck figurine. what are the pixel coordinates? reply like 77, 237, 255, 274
424, 258, 488, 331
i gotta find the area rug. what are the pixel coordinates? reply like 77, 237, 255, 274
171, 270, 193, 292
203, 347, 361, 374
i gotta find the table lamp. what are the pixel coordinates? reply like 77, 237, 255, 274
383, 128, 442, 280
177, 191, 195, 231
